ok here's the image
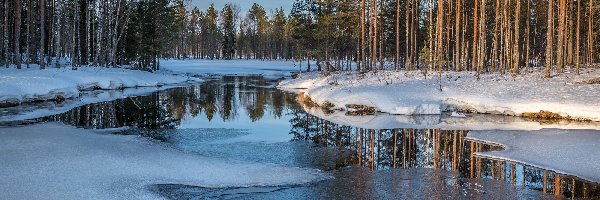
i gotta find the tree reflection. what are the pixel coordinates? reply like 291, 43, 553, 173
287, 106, 600, 199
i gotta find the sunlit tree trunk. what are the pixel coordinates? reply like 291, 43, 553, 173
576, 0, 581, 74
513, 0, 521, 75
525, 0, 530, 72
588, 0, 593, 65
556, 0, 566, 73
545, 0, 554, 78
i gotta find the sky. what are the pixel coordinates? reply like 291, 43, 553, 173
188, 0, 295, 14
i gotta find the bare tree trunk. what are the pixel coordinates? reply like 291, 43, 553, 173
513, 0, 521, 75
372, 0, 377, 72
15, 0, 21, 69
588, 0, 593, 65
360, 0, 365, 72
575, 0, 581, 74
427, 0, 433, 76
525, 0, 530, 72
405, 0, 411, 70
26, 0, 31, 68
492, 0, 500, 72
479, 0, 486, 76
556, 0, 566, 73
395, 0, 399, 71
455, 0, 462, 71
545, 0, 554, 78
472, 0, 479, 73
55, 0, 61, 68
411, 0, 417, 71
40, 0, 46, 70
3, 0, 9, 68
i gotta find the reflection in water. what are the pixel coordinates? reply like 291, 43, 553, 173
39, 76, 599, 199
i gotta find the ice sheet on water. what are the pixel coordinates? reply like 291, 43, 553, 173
303, 105, 600, 130
466, 129, 600, 183
0, 123, 330, 200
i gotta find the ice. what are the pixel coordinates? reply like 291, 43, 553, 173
0, 67, 199, 106
0, 123, 330, 199
161, 59, 298, 79
279, 69, 600, 121
302, 103, 600, 130
466, 129, 600, 183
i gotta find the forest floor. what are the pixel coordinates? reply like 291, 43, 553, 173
278, 68, 600, 122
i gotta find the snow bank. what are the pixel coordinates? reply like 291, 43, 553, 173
161, 59, 297, 78
0, 67, 198, 106
466, 129, 600, 183
0, 123, 330, 199
279, 69, 600, 121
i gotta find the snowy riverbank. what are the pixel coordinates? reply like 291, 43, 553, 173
0, 67, 199, 107
279, 69, 600, 121
0, 123, 330, 199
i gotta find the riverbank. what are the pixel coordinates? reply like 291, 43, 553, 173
0, 67, 199, 108
278, 69, 600, 122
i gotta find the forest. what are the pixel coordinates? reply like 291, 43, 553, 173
0, 0, 598, 76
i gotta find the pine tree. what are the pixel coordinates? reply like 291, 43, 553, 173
221, 4, 236, 60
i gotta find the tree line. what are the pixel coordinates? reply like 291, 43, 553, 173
0, 0, 598, 75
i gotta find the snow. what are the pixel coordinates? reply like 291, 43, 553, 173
279, 69, 600, 121
301, 103, 600, 131
0, 123, 330, 199
160, 59, 298, 78
465, 129, 600, 183
0, 67, 199, 107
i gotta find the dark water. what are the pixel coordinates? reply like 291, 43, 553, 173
27, 76, 600, 199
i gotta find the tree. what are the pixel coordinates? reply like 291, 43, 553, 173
40, 0, 45, 69
545, 0, 554, 78
15, 0, 21, 69
221, 3, 236, 60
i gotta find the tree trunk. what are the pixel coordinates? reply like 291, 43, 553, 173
545, 0, 554, 78
361, 0, 365, 72
525, 0, 530, 72
556, 0, 566, 73
575, 0, 581, 74
513, 0, 521, 75
588, 0, 593, 65
14, 0, 21, 69
40, 0, 46, 70
493, 0, 500, 72
395, 0, 399, 71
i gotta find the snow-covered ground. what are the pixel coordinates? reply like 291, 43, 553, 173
161, 59, 298, 78
0, 123, 330, 199
0, 67, 198, 107
279, 69, 600, 121
466, 129, 600, 183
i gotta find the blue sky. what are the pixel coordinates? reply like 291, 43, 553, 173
188, 0, 294, 14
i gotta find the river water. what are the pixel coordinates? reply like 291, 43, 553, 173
7, 75, 600, 199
